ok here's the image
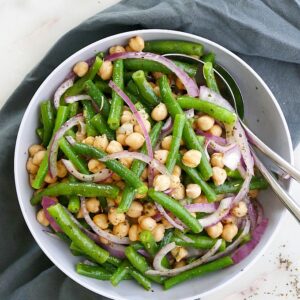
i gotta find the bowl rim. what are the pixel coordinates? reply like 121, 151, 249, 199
14, 29, 293, 300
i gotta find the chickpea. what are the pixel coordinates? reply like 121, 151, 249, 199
106, 140, 123, 154
116, 180, 126, 189
141, 167, 148, 181
76, 208, 84, 219
153, 86, 160, 97
193, 194, 208, 204
128, 36, 145, 52
36, 209, 49, 226
154, 149, 169, 164
98, 60, 113, 80
182, 150, 202, 168
161, 135, 172, 150
153, 174, 171, 191
108, 207, 126, 225
174, 260, 186, 268
211, 152, 224, 168
57, 160, 68, 178
134, 120, 151, 134
162, 217, 173, 229
116, 133, 127, 146
151, 103, 168, 121
206, 222, 223, 238
93, 214, 109, 229
99, 229, 112, 245
152, 224, 165, 242
171, 246, 188, 262
125, 132, 145, 150
26, 158, 39, 174
109, 45, 126, 55
73, 61, 89, 77
172, 165, 181, 178
140, 216, 157, 231
222, 215, 237, 225
129, 224, 139, 241
170, 175, 180, 189
121, 110, 134, 124
82, 136, 95, 146
196, 115, 215, 131
119, 157, 133, 168
29, 144, 45, 157
126, 201, 143, 218
248, 189, 259, 198
175, 77, 185, 90
117, 123, 134, 135
208, 124, 222, 137
86, 198, 100, 213
32, 150, 46, 166
222, 223, 238, 242
113, 221, 130, 238
152, 72, 163, 80
171, 183, 185, 200
212, 166, 227, 186
186, 184, 201, 199
143, 202, 157, 217
44, 173, 57, 184
94, 135, 109, 151
107, 198, 115, 208
125, 45, 134, 52
88, 159, 105, 173
231, 201, 248, 217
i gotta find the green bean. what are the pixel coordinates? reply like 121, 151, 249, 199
125, 90, 139, 104
202, 52, 215, 64
111, 260, 130, 286
176, 158, 217, 202
124, 58, 198, 77
68, 102, 79, 118
177, 96, 237, 125
36, 128, 44, 141
64, 56, 102, 98
40, 100, 55, 146
197, 135, 205, 146
148, 189, 202, 233
211, 177, 268, 194
32, 106, 70, 189
47, 203, 109, 264
31, 182, 119, 205
84, 80, 110, 118
144, 40, 204, 56
72, 143, 148, 195
108, 59, 124, 130
203, 61, 220, 94
90, 114, 115, 141
106, 255, 122, 267
82, 100, 97, 136
70, 241, 84, 256
166, 114, 185, 172
117, 122, 163, 213
159, 229, 174, 250
125, 246, 163, 284
128, 267, 152, 290
226, 168, 243, 179
67, 175, 81, 213
164, 256, 233, 289
94, 79, 111, 94
132, 70, 159, 107
58, 137, 89, 174
126, 80, 140, 97
130, 241, 144, 251
76, 263, 112, 280
102, 261, 118, 273
158, 75, 212, 180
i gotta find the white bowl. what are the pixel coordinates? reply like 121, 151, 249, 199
14, 29, 293, 300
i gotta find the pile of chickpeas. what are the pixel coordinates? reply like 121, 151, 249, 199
27, 35, 259, 267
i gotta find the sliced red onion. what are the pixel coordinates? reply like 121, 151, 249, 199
65, 135, 76, 145
231, 218, 268, 264
196, 129, 227, 145
232, 173, 252, 205
162, 117, 173, 133
237, 162, 247, 179
155, 203, 184, 231
80, 197, 130, 245
42, 197, 61, 232
207, 140, 237, 153
223, 144, 242, 170
106, 52, 199, 97
49, 114, 84, 177
65, 94, 92, 103
62, 159, 112, 182
164, 188, 173, 195
184, 109, 194, 119
152, 242, 176, 272
198, 197, 234, 228
247, 200, 257, 231
147, 239, 222, 276
254, 200, 264, 225
101, 243, 126, 259
53, 78, 74, 109
184, 203, 217, 213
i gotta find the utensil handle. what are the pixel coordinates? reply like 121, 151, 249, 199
243, 123, 300, 182
252, 150, 300, 222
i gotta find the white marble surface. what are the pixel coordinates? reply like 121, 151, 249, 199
1, 1, 300, 299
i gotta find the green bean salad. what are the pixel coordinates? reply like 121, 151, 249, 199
27, 36, 269, 290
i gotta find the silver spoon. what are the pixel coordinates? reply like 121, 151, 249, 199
164, 53, 300, 221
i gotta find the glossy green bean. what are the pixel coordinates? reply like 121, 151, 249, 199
108, 59, 124, 130
164, 256, 233, 289
94, 79, 111, 94
226, 168, 243, 179
67, 175, 81, 213
126, 80, 140, 97
40, 100, 55, 146
202, 52, 215, 64
31, 182, 119, 205
166, 114, 185, 172
111, 260, 130, 286
203, 61, 220, 93
148, 189, 202, 233
68, 102, 79, 118
76, 263, 111, 280
36, 128, 44, 141
72, 143, 148, 195
144, 40, 204, 56
177, 96, 237, 125
82, 100, 97, 136
158, 75, 212, 180
159, 229, 174, 250
117, 122, 163, 213
128, 267, 152, 290
91, 114, 115, 140
47, 203, 109, 264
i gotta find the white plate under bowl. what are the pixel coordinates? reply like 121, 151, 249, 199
14, 29, 293, 300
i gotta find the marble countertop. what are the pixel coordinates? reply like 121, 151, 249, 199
1, 1, 300, 299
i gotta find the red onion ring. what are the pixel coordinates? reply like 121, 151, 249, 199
155, 203, 184, 231
42, 197, 61, 232
184, 203, 217, 213
53, 78, 74, 109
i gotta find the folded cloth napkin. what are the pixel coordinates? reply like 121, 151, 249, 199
0, 0, 299, 299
